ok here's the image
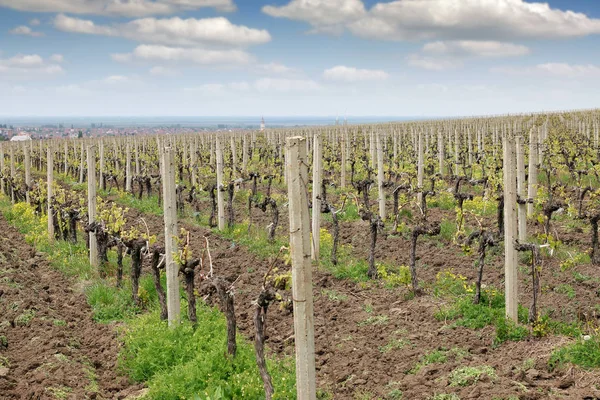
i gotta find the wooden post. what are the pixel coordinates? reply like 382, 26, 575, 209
215, 135, 226, 231
162, 146, 180, 326
87, 145, 99, 267
64, 141, 68, 175
516, 136, 526, 242
527, 129, 538, 217
311, 133, 322, 262
454, 129, 460, 176
135, 140, 141, 176
377, 131, 386, 220
10, 146, 15, 204
0, 144, 4, 194
503, 134, 518, 322
79, 142, 85, 184
417, 130, 424, 208
24, 144, 31, 204
230, 134, 237, 176
242, 134, 249, 171
47, 145, 55, 240
537, 127, 544, 166
125, 141, 132, 192
370, 130, 376, 169
99, 140, 105, 191
190, 139, 197, 187
467, 129, 473, 165
340, 129, 347, 189
285, 136, 317, 400
438, 129, 444, 176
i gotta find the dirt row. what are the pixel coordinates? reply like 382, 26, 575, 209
0, 214, 142, 400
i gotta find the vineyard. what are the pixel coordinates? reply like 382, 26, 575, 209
1, 110, 600, 400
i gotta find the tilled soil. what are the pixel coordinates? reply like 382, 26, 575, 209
0, 215, 141, 400
119, 201, 600, 400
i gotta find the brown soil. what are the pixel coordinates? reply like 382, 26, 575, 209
47, 175, 600, 399
119, 201, 600, 400
0, 215, 141, 400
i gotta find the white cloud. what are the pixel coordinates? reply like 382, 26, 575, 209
111, 53, 133, 63
149, 66, 178, 76
54, 14, 115, 35
407, 40, 530, 71
254, 77, 320, 92
492, 63, 600, 78
264, 0, 600, 41
50, 54, 64, 63
29, 18, 41, 26
256, 62, 299, 75
103, 75, 131, 84
9, 25, 44, 37
423, 41, 530, 58
323, 65, 389, 82
54, 15, 271, 47
0, 0, 236, 17
184, 81, 250, 94
0, 53, 64, 78
4, 54, 44, 67
115, 45, 253, 65
185, 78, 320, 94
406, 54, 462, 71
263, 0, 365, 34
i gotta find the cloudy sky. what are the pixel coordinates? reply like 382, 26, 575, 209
1, 0, 599, 117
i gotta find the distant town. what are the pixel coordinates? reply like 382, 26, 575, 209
0, 117, 271, 141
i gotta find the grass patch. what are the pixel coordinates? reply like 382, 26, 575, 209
430, 394, 460, 400
439, 220, 457, 242
379, 338, 410, 353
410, 347, 468, 374
448, 365, 496, 387
120, 308, 296, 399
553, 284, 576, 299
321, 289, 347, 302
434, 270, 529, 346
358, 315, 389, 326
549, 336, 600, 371
14, 309, 36, 326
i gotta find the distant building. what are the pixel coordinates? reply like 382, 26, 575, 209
260, 117, 265, 132
10, 132, 32, 141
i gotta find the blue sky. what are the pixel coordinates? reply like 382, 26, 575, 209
1, 0, 599, 117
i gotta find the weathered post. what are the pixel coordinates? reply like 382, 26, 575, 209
47, 145, 55, 240
24, 144, 31, 204
79, 142, 85, 184
377, 130, 386, 220
10, 146, 15, 204
527, 129, 538, 217
162, 146, 180, 326
286, 136, 317, 400
0, 144, 4, 194
230, 134, 237, 175
242, 134, 249, 171
438, 129, 444, 176
99, 140, 105, 191
87, 145, 99, 267
340, 129, 347, 189
64, 141, 68, 175
215, 135, 226, 231
516, 136, 527, 242
503, 134, 519, 322
417, 130, 424, 209
125, 140, 132, 192
454, 129, 460, 176
311, 133, 322, 262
